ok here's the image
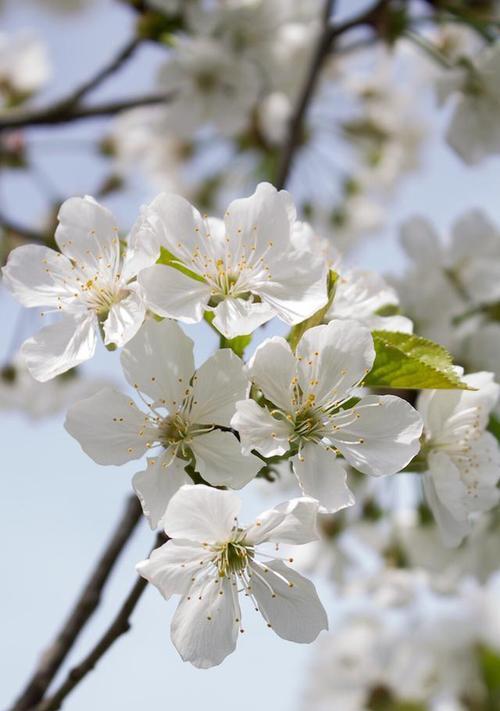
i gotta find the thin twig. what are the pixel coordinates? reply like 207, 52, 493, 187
275, 0, 390, 189
67, 37, 142, 106
10, 496, 143, 711
322, 0, 337, 24
0, 37, 148, 132
0, 92, 173, 131
34, 533, 168, 711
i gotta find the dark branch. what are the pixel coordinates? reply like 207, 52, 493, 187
0, 36, 153, 132
34, 533, 168, 711
0, 92, 173, 131
10, 496, 143, 711
275, 0, 390, 189
67, 38, 142, 106
0, 210, 46, 245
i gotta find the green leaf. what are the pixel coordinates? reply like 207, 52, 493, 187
364, 331, 471, 390
157, 247, 206, 283
287, 270, 338, 352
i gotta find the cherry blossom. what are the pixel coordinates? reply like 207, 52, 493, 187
137, 484, 328, 668
418, 371, 500, 547
138, 182, 328, 338
65, 319, 261, 528
232, 319, 423, 512
2, 196, 159, 381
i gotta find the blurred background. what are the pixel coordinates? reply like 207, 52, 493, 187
2, 1, 500, 710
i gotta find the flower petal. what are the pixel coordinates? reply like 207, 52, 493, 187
417, 371, 500, 440
22, 313, 97, 382
446, 94, 500, 166
139, 264, 210, 323
171, 574, 240, 668
296, 320, 375, 409
163, 484, 241, 542
133, 453, 191, 529
2, 244, 75, 307
121, 318, 194, 409
189, 348, 249, 426
258, 250, 328, 325
144, 191, 205, 259
103, 287, 145, 348
245, 497, 320, 545
292, 444, 355, 513
55, 196, 120, 275
249, 559, 328, 643
423, 470, 470, 548
330, 395, 423, 477
136, 539, 211, 600
429, 438, 500, 522
231, 399, 292, 457
224, 182, 292, 262
65, 386, 154, 465
190, 430, 262, 488
212, 297, 275, 339
248, 336, 296, 411
121, 209, 161, 282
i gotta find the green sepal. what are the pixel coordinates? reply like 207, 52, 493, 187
157, 246, 206, 283
287, 270, 338, 352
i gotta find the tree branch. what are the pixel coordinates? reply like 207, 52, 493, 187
275, 0, 390, 189
66, 37, 142, 106
0, 210, 46, 245
10, 495, 143, 711
0, 36, 155, 132
33, 533, 168, 711
0, 92, 173, 131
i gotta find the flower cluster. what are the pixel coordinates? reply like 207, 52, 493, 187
302, 569, 500, 711
3, 1, 500, 691
1, 180, 444, 667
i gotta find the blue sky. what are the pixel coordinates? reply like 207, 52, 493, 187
2, 1, 500, 710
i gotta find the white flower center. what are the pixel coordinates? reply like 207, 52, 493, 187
80, 278, 128, 317
131, 385, 214, 464
171, 219, 275, 302
212, 537, 254, 577
158, 412, 191, 448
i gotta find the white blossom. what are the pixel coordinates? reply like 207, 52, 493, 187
64, 319, 262, 528
341, 49, 426, 192
392, 211, 500, 350
440, 41, 500, 164
157, 36, 260, 137
2, 197, 158, 381
232, 320, 423, 512
418, 371, 500, 547
137, 484, 328, 668
0, 31, 50, 107
0, 355, 110, 420
301, 570, 496, 711
326, 269, 413, 333
186, 0, 320, 99
109, 106, 189, 193
138, 182, 328, 338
